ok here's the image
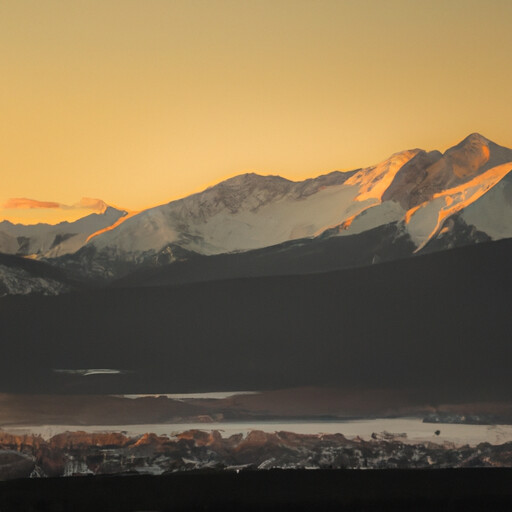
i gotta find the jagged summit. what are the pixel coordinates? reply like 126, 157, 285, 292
448, 132, 512, 167
209, 169, 356, 190
455, 132, 490, 145
213, 172, 291, 187
205, 173, 294, 213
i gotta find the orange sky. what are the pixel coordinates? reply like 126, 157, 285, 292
1, 0, 511, 224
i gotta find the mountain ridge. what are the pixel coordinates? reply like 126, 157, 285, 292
52, 133, 512, 282
1, 133, 511, 290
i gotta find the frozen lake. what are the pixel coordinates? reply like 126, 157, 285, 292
116, 391, 258, 400
4, 418, 512, 447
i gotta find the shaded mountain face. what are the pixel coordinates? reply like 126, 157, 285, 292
112, 222, 418, 288
0, 239, 510, 398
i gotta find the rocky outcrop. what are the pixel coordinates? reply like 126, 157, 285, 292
383, 134, 512, 209
1, 428, 512, 480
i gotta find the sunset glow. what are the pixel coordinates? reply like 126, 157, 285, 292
1, 0, 511, 224
86, 210, 139, 242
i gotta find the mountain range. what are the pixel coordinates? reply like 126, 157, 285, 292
0, 132, 511, 397
0, 132, 511, 293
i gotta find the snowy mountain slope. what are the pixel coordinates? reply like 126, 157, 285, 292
403, 162, 512, 250
87, 150, 419, 260
45, 133, 511, 281
327, 134, 512, 248
0, 206, 127, 258
83, 134, 511, 270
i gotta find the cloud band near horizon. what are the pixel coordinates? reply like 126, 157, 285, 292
3, 197, 108, 213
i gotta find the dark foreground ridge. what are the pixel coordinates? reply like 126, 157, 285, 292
0, 238, 510, 397
1, 468, 511, 512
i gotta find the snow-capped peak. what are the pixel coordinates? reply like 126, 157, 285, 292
4, 133, 512, 283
